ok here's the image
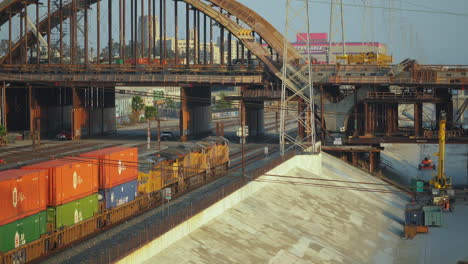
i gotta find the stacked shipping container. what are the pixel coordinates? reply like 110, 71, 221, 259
0, 170, 48, 252
22, 157, 99, 231
79, 147, 138, 210
0, 147, 139, 253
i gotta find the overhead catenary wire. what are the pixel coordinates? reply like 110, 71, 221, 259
303, 0, 468, 17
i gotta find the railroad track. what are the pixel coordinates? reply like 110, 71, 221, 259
0, 142, 119, 170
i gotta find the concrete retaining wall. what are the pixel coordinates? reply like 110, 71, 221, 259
117, 154, 322, 264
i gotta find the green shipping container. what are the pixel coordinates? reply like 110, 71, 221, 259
423, 206, 443, 226
115, 58, 124, 64
47, 193, 98, 230
416, 181, 424, 193
0, 211, 47, 253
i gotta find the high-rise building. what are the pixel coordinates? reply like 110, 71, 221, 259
138, 16, 160, 53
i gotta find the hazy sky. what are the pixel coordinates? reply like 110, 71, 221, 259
236, 0, 468, 64
1, 0, 466, 64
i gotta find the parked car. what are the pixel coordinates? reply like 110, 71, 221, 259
160, 131, 175, 141
56, 131, 72, 140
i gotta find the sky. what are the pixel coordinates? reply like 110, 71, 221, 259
236, 0, 468, 64
1, 0, 467, 64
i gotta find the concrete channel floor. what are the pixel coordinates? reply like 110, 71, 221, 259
141, 154, 468, 264
396, 203, 468, 264
41, 145, 277, 264
144, 153, 411, 264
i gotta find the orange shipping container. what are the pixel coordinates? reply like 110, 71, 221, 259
79, 147, 138, 189
22, 157, 98, 206
0, 169, 48, 225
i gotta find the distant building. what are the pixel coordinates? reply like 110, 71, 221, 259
138, 16, 160, 53
271, 33, 389, 64
115, 86, 181, 123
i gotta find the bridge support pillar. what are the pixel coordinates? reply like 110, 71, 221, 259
1, 84, 6, 130
241, 100, 264, 139
414, 103, 423, 137
386, 103, 398, 136
180, 86, 212, 141
364, 103, 375, 137
71, 87, 86, 140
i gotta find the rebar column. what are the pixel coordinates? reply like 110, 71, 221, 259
203, 14, 207, 64
180, 87, 189, 142
220, 26, 224, 65
209, 18, 213, 64
97, 0, 100, 64
84, 0, 89, 64
8, 10, 12, 64
185, 3, 189, 65
140, 0, 144, 58
193, 8, 197, 64
24, 3, 28, 64
159, 0, 163, 63
174, 0, 178, 64
36, 1, 39, 64
197, 9, 200, 64
414, 103, 422, 137
227, 31, 232, 66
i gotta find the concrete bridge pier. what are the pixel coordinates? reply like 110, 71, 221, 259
71, 87, 116, 140
240, 100, 265, 140
180, 86, 212, 142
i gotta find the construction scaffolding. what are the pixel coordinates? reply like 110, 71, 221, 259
280, 0, 316, 155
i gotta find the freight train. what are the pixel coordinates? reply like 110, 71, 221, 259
0, 137, 229, 264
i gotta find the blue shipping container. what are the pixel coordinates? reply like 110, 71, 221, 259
99, 180, 138, 209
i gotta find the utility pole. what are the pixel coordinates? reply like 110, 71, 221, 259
328, 0, 334, 64
147, 119, 151, 150
240, 100, 245, 180
157, 119, 161, 150
340, 0, 346, 57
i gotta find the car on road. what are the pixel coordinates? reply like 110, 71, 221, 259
56, 131, 72, 140
160, 131, 175, 141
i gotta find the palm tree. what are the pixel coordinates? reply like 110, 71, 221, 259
144, 106, 159, 150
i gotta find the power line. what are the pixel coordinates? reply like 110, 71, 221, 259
305, 0, 468, 17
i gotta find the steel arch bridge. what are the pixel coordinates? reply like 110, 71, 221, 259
0, 0, 300, 77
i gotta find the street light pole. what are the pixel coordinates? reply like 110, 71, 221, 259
240, 100, 245, 180
157, 119, 161, 150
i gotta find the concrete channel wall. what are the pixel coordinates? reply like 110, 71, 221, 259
117, 154, 322, 264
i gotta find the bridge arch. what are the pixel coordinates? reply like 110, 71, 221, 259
0, 0, 301, 76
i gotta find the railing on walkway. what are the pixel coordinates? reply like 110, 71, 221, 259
89, 151, 297, 263
367, 91, 436, 100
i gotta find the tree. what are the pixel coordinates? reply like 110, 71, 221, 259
131, 96, 145, 124
165, 98, 177, 109
216, 92, 232, 109
144, 106, 159, 150
0, 125, 6, 146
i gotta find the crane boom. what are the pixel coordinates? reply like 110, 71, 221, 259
430, 111, 452, 189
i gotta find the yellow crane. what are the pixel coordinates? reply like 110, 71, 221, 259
430, 111, 452, 189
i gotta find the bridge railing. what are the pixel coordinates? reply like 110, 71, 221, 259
366, 91, 436, 100
0, 63, 265, 73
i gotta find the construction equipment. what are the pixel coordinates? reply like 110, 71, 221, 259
336, 52, 393, 65
429, 111, 452, 189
